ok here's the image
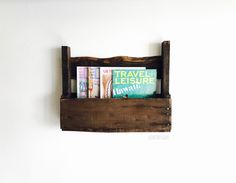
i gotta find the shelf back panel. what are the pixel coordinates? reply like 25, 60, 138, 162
70, 56, 163, 79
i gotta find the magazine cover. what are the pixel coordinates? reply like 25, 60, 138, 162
88, 67, 100, 98
76, 67, 87, 98
112, 69, 157, 98
100, 67, 145, 98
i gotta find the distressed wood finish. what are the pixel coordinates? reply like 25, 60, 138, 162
61, 98, 171, 132
161, 41, 170, 98
60, 41, 171, 132
62, 46, 71, 97
70, 56, 163, 79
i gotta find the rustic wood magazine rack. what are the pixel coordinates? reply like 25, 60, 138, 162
60, 41, 171, 132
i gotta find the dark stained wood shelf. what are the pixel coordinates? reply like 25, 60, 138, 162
60, 41, 171, 132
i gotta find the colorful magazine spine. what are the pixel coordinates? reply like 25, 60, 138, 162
112, 69, 157, 98
88, 67, 100, 98
100, 67, 145, 98
100, 67, 113, 98
77, 67, 88, 98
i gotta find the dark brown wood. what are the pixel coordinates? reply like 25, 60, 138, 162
61, 98, 171, 132
161, 41, 170, 98
70, 56, 163, 80
60, 41, 172, 132
62, 46, 71, 97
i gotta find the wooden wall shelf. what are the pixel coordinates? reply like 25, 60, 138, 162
60, 41, 171, 132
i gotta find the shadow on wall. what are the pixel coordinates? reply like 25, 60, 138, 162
44, 47, 61, 128
45, 42, 161, 128
148, 42, 162, 56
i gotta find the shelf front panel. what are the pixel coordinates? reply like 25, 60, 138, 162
60, 98, 171, 132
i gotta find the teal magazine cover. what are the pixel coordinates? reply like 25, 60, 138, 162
112, 69, 157, 98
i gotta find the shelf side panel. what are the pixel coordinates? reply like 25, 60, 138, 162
161, 41, 170, 98
62, 46, 71, 97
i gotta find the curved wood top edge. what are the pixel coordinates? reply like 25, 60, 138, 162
70, 55, 161, 63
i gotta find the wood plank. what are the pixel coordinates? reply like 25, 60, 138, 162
62, 46, 71, 97
60, 98, 171, 132
70, 56, 163, 79
161, 41, 170, 98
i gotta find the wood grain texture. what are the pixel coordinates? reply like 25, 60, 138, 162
60, 98, 171, 132
161, 41, 170, 98
60, 41, 172, 132
62, 46, 71, 97
70, 56, 163, 79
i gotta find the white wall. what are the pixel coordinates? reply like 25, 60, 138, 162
1, 0, 236, 183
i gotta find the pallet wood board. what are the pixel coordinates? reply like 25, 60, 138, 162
61, 98, 171, 132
